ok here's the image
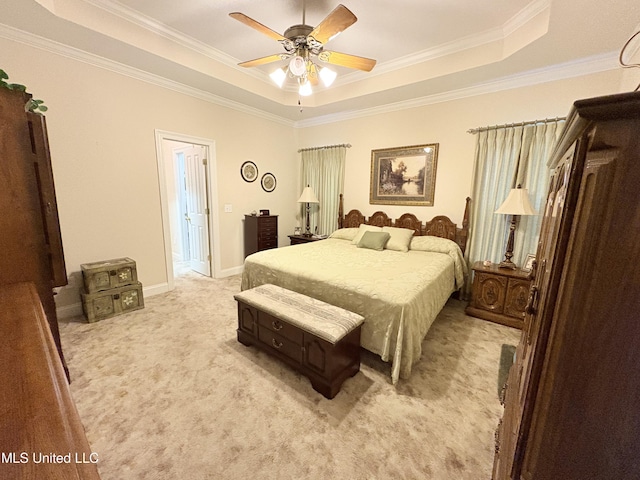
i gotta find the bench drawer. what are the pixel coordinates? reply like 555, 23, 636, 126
258, 311, 303, 343
258, 329, 302, 363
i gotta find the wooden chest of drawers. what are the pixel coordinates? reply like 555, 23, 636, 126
244, 214, 278, 257
465, 261, 531, 329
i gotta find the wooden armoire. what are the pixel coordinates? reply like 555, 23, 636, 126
0, 86, 68, 373
493, 91, 640, 479
1, 86, 101, 479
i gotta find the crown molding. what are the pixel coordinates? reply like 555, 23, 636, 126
0, 22, 294, 127
82, 0, 552, 91
71, 0, 269, 84
334, 0, 551, 86
503, 0, 550, 36
0, 20, 620, 130
294, 52, 620, 128
84, 0, 234, 66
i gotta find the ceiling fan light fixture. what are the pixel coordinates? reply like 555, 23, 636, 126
299, 80, 313, 96
319, 66, 337, 87
269, 67, 287, 88
231, 4, 376, 97
289, 55, 307, 76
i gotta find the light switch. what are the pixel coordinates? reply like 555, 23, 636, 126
224, 204, 233, 213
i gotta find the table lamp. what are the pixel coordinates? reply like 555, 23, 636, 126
297, 185, 319, 237
495, 184, 537, 269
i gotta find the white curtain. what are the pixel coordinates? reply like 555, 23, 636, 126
466, 120, 564, 283
300, 146, 347, 235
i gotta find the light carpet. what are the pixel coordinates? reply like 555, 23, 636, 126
59, 270, 520, 480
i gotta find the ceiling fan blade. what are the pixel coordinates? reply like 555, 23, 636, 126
318, 51, 376, 72
238, 54, 287, 68
229, 12, 286, 41
308, 4, 357, 44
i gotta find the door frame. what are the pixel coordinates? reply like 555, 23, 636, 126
154, 129, 221, 291
173, 150, 190, 263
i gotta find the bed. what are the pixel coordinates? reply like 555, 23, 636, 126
241, 196, 471, 384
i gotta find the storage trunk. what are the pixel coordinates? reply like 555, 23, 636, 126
81, 257, 138, 293
81, 282, 144, 323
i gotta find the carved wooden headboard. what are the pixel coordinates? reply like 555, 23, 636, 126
337, 195, 471, 254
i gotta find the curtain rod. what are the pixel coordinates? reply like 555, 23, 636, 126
298, 143, 352, 153
467, 117, 565, 134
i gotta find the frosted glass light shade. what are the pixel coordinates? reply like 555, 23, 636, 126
495, 188, 537, 215
269, 68, 287, 88
298, 81, 312, 96
319, 66, 337, 87
289, 55, 306, 76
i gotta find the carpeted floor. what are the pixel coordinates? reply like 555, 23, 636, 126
59, 270, 520, 480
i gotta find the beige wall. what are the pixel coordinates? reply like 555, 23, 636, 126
1, 37, 297, 312
0, 35, 629, 313
296, 69, 624, 226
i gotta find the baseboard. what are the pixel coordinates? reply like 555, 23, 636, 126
216, 265, 243, 278
56, 281, 170, 319
56, 302, 84, 320
56, 270, 241, 319
144, 282, 170, 297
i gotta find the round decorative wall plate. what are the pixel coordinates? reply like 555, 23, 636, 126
240, 161, 258, 182
261, 172, 276, 192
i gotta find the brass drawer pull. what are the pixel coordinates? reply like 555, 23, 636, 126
272, 320, 283, 331
271, 338, 283, 349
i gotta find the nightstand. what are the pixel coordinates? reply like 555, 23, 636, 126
288, 234, 323, 245
465, 261, 532, 329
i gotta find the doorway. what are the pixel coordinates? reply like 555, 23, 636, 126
155, 130, 220, 291
174, 144, 211, 277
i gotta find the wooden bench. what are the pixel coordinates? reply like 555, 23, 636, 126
235, 284, 364, 399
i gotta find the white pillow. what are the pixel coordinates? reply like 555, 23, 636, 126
351, 224, 382, 244
329, 227, 359, 241
409, 235, 459, 253
382, 226, 415, 252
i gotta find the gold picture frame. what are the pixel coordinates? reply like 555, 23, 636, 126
370, 143, 439, 206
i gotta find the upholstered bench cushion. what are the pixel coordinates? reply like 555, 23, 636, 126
234, 284, 364, 344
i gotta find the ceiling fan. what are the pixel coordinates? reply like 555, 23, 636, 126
229, 3, 376, 95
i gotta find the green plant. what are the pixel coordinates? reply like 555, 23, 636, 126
0, 69, 48, 113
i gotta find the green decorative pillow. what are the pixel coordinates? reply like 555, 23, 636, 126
351, 224, 383, 244
357, 231, 391, 251
382, 226, 415, 252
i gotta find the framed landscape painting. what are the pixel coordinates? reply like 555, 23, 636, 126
370, 143, 439, 206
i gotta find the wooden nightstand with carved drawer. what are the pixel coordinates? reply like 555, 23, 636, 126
465, 261, 531, 329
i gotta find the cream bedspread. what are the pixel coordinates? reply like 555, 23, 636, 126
241, 237, 467, 384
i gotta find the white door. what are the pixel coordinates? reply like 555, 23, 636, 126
184, 145, 211, 276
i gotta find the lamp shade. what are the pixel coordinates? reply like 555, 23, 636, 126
297, 186, 319, 204
495, 187, 537, 215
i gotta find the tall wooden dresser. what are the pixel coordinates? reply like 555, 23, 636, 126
244, 214, 278, 257
492, 91, 640, 480
0, 87, 68, 374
